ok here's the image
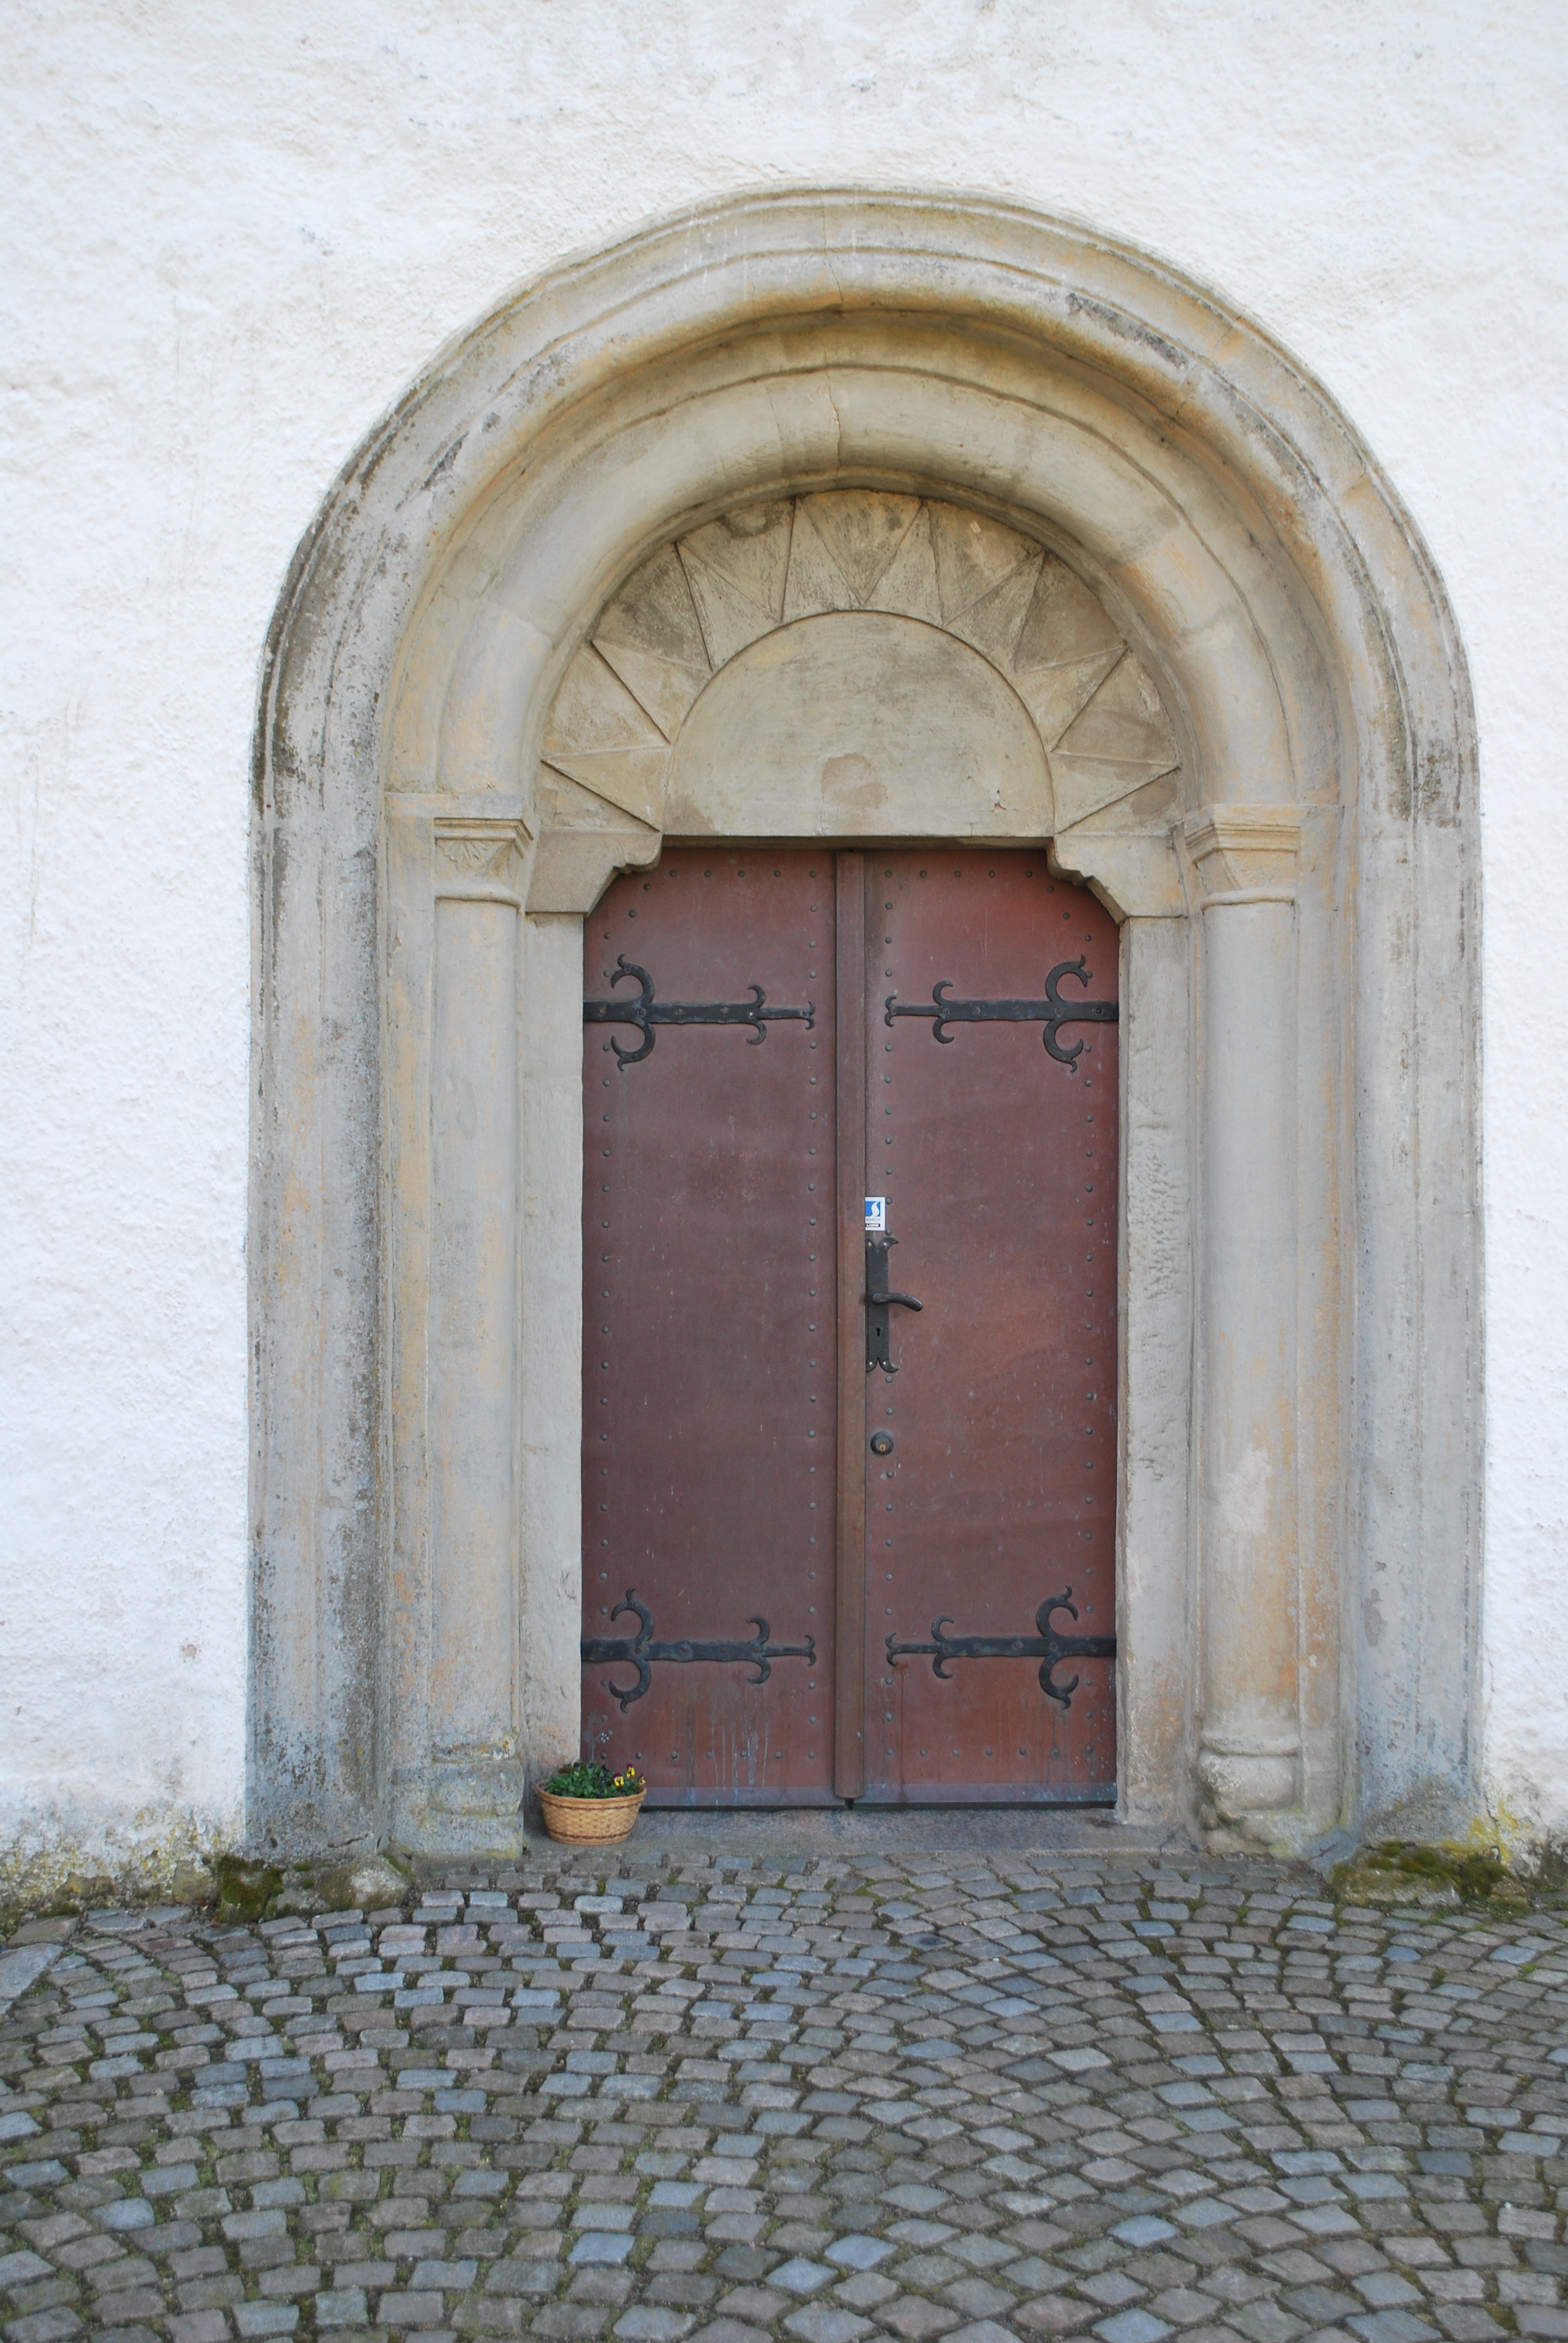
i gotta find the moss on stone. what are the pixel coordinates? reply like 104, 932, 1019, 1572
1331, 1838, 1533, 1913
41, 1871, 116, 1917
211, 1852, 284, 1920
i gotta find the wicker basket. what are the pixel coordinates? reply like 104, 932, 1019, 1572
537, 1788, 646, 1845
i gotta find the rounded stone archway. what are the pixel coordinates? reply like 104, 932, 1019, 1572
250, 190, 1479, 1861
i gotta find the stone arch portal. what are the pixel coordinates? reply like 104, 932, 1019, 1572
252, 191, 1479, 1860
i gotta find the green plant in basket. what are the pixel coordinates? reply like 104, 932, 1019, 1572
542, 1760, 646, 1800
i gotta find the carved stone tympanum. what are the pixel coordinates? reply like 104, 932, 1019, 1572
531, 495, 1182, 916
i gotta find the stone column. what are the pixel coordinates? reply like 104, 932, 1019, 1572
1188, 810, 1304, 1829
1050, 827, 1195, 1830
1114, 909, 1194, 1825
519, 911, 589, 1786
422, 811, 532, 1849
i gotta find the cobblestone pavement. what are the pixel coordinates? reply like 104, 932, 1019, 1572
3, 1849, 1566, 2343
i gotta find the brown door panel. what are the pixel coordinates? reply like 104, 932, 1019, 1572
581, 844, 1116, 1807
582, 850, 835, 1804
859, 853, 1117, 1801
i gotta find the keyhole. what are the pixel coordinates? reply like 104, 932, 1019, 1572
870, 1432, 895, 1457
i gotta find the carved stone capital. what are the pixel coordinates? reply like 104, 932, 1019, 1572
433, 810, 533, 899
1050, 827, 1186, 919
1185, 805, 1301, 897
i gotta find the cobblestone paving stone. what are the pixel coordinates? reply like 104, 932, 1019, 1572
2, 1852, 1566, 2343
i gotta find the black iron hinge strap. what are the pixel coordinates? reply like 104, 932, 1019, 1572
584, 955, 815, 1068
886, 1588, 1114, 1710
581, 1590, 817, 1711
886, 955, 1117, 1069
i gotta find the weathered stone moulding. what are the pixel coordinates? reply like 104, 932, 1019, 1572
252, 189, 1479, 1860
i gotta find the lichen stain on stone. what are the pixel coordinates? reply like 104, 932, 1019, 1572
1220, 1444, 1270, 1538
820, 750, 885, 812
0, 1808, 235, 1933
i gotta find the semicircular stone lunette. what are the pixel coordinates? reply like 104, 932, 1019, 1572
538, 490, 1180, 865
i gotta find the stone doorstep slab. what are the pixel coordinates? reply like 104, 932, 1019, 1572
520, 1810, 1193, 1863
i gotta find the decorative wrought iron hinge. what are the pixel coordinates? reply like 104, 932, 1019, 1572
582, 1589, 818, 1711
865, 1234, 923, 1374
886, 956, 1117, 1069
584, 955, 815, 1069
886, 1588, 1115, 1709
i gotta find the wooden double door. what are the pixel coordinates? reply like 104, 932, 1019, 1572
581, 847, 1118, 1804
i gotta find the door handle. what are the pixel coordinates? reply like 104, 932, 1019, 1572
865, 1234, 923, 1373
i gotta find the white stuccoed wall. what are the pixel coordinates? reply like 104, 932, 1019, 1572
2, 0, 1564, 1881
